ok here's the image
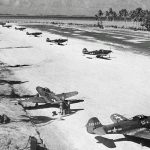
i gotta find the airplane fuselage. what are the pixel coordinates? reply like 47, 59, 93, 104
26, 32, 42, 37
46, 38, 68, 44
3, 25, 11, 28
102, 117, 150, 135
15, 27, 26, 31
84, 50, 112, 55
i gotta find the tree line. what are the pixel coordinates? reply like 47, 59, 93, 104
95, 8, 150, 31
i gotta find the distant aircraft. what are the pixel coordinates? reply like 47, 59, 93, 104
46, 38, 68, 45
17, 86, 83, 107
86, 114, 150, 140
0, 22, 6, 26
82, 48, 112, 58
26, 32, 42, 37
2, 24, 12, 28
15, 27, 26, 31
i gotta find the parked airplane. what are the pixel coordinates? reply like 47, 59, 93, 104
26, 32, 42, 37
82, 48, 112, 58
17, 86, 83, 107
15, 27, 26, 31
46, 38, 68, 45
0, 22, 6, 26
2, 24, 12, 28
86, 114, 150, 140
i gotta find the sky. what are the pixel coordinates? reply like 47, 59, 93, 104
0, 0, 150, 16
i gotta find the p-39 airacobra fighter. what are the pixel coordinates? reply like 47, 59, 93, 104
16, 86, 83, 110
82, 48, 112, 58
26, 32, 42, 37
86, 114, 150, 140
2, 24, 12, 28
46, 38, 68, 45
15, 27, 26, 31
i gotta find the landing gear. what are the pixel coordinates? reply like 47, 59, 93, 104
35, 103, 38, 107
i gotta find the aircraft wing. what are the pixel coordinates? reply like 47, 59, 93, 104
56, 91, 78, 99
110, 114, 128, 123
125, 128, 150, 140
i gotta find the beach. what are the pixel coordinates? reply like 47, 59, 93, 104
0, 21, 150, 150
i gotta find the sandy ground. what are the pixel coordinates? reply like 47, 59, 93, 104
0, 24, 150, 150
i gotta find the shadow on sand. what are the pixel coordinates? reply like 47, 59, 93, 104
0, 46, 32, 49
97, 57, 111, 60
95, 135, 150, 148
7, 64, 31, 68
30, 116, 55, 124
0, 88, 35, 98
24, 99, 84, 110
0, 80, 28, 85
24, 103, 60, 110
20, 115, 55, 125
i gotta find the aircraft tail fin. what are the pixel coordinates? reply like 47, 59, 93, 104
86, 117, 103, 134
82, 48, 88, 54
46, 38, 51, 42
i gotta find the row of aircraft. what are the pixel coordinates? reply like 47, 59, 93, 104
1, 23, 111, 56
1, 23, 68, 45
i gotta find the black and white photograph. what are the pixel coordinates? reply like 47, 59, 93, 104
0, 0, 150, 150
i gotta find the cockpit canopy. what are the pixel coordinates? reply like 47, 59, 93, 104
43, 87, 51, 93
132, 115, 148, 121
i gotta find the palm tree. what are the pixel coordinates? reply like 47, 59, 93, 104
105, 11, 109, 21
107, 8, 117, 21
119, 9, 128, 21
95, 10, 103, 28
142, 11, 150, 31
119, 9, 128, 27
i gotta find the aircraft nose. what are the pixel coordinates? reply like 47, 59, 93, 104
36, 86, 42, 92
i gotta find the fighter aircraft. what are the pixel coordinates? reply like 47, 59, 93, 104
86, 114, 150, 139
15, 27, 26, 31
17, 86, 83, 106
46, 38, 68, 45
26, 32, 42, 37
2, 24, 12, 28
82, 48, 112, 58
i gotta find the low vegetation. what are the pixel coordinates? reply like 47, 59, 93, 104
95, 7, 150, 31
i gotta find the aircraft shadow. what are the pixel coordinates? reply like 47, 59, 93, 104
24, 103, 60, 110
95, 135, 150, 148
0, 94, 36, 98
62, 108, 84, 118
19, 115, 55, 125
0, 88, 35, 98
0, 46, 32, 49
36, 145, 47, 150
30, 116, 55, 124
96, 57, 111, 60
7, 64, 31, 68
24, 99, 84, 110
0, 80, 28, 85
115, 135, 150, 147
